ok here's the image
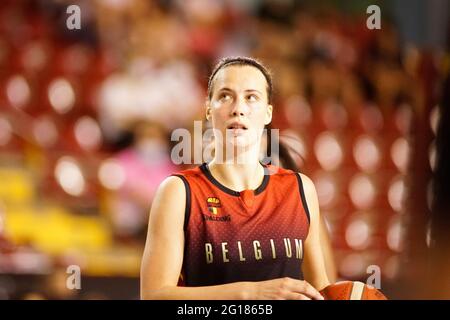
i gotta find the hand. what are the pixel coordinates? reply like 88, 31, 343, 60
248, 277, 324, 300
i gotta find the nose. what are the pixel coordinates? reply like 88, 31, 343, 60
230, 97, 249, 117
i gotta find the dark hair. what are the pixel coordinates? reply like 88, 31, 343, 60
207, 56, 300, 172
207, 56, 273, 104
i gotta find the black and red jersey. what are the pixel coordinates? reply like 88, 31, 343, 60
173, 163, 311, 286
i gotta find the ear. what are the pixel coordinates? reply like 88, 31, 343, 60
205, 102, 212, 121
264, 104, 273, 125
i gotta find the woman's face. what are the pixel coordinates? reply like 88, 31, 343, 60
206, 65, 273, 149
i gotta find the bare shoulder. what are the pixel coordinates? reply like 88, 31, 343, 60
157, 175, 187, 197
297, 173, 317, 197
150, 175, 187, 225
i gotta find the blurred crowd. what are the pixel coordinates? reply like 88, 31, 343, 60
0, 0, 448, 299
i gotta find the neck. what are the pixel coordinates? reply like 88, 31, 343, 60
208, 142, 265, 191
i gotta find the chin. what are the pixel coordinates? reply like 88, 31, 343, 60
227, 134, 260, 151
230, 136, 252, 148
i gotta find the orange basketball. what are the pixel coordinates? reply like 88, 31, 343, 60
320, 281, 388, 300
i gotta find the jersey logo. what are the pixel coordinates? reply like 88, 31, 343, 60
203, 197, 230, 222
207, 197, 221, 215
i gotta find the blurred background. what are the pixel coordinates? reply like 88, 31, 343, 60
0, 0, 449, 299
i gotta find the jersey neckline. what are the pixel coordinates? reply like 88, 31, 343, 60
199, 162, 270, 196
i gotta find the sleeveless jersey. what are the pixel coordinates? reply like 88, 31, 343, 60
173, 163, 311, 286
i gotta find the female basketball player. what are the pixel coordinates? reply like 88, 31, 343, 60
140, 57, 330, 299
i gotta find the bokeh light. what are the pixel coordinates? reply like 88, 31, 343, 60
6, 75, 31, 108
74, 117, 102, 151
430, 105, 440, 135
390, 137, 410, 173
54, 157, 85, 196
48, 78, 76, 114
98, 159, 126, 190
314, 132, 343, 171
388, 175, 405, 212
353, 135, 381, 173
349, 173, 376, 210
387, 215, 404, 252
345, 217, 371, 250
429, 141, 436, 171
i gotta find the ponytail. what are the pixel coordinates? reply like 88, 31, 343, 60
265, 124, 303, 172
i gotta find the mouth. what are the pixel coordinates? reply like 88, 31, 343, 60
227, 123, 248, 130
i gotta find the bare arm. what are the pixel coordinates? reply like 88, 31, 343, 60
141, 176, 249, 299
320, 214, 337, 283
299, 173, 332, 291
140, 176, 324, 300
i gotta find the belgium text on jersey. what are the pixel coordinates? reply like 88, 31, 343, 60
204, 238, 303, 264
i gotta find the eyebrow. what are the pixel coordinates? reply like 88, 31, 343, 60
217, 87, 263, 95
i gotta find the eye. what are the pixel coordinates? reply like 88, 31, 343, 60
246, 94, 259, 102
219, 93, 231, 102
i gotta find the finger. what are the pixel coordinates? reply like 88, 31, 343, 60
284, 292, 311, 300
292, 280, 324, 300
302, 281, 324, 300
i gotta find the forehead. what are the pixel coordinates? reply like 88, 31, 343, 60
212, 65, 268, 93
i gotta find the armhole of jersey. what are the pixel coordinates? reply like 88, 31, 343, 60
172, 174, 191, 231
295, 173, 311, 224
